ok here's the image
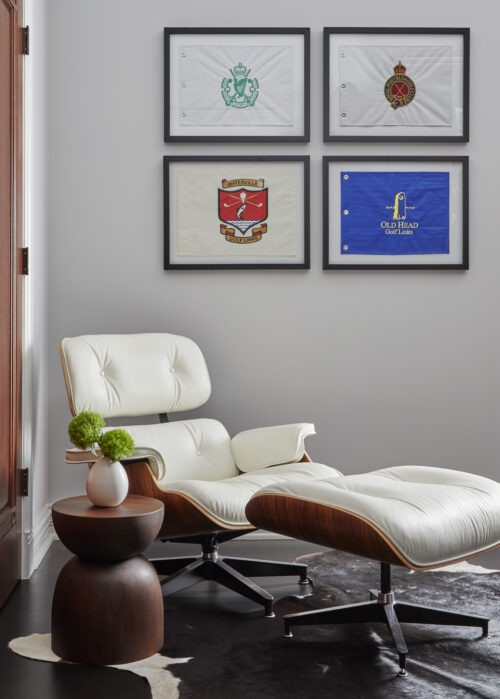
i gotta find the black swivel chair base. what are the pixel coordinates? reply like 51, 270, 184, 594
283, 562, 489, 675
150, 531, 311, 617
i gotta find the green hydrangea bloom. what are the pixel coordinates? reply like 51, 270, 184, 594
99, 429, 135, 462
68, 411, 105, 450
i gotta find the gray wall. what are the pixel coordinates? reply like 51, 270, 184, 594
47, 0, 499, 504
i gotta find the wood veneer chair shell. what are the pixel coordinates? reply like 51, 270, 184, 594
124, 453, 313, 539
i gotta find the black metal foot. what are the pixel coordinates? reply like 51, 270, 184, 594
284, 599, 385, 631
383, 603, 408, 659
281, 562, 491, 678
222, 555, 308, 582
159, 558, 206, 596
265, 605, 276, 618
150, 556, 198, 576
158, 556, 275, 614
149, 533, 317, 614
395, 600, 489, 631
211, 559, 274, 611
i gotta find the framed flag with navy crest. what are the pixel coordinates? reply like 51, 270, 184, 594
165, 28, 310, 142
324, 28, 469, 142
323, 156, 468, 270
164, 156, 310, 269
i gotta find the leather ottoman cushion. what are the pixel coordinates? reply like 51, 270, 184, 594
246, 465, 500, 569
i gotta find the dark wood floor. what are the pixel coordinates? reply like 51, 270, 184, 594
0, 537, 329, 698
1, 538, 499, 699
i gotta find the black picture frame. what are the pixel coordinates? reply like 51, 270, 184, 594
164, 155, 310, 270
323, 156, 469, 270
323, 27, 470, 142
165, 28, 310, 142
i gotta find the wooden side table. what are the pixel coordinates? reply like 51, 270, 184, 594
51, 495, 165, 665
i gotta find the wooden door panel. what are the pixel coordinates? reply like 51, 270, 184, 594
0, 1, 14, 513
0, 0, 22, 608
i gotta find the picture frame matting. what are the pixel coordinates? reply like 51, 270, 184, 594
165, 155, 310, 270
323, 27, 470, 142
165, 27, 310, 142
323, 155, 469, 270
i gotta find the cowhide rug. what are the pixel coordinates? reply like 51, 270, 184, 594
9, 550, 500, 698
8, 634, 191, 699
163, 551, 500, 698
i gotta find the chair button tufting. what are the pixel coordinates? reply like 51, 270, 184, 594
196, 450, 201, 456
100, 370, 105, 377
170, 367, 176, 373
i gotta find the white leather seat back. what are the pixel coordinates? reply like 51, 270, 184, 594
60, 333, 211, 418
124, 419, 239, 482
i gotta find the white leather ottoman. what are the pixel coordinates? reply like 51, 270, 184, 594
246, 465, 500, 675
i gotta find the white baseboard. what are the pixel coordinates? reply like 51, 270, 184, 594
31, 505, 54, 573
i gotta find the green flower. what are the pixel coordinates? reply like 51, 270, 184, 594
99, 429, 135, 462
68, 411, 105, 451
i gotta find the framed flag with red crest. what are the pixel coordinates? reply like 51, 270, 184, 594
218, 183, 269, 244
324, 28, 469, 142
164, 156, 310, 269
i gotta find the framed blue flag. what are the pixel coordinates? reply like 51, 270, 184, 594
340, 171, 450, 255
323, 156, 468, 270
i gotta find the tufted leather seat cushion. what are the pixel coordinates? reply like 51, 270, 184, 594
246, 465, 500, 568
161, 462, 340, 527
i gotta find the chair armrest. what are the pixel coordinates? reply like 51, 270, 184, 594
65, 445, 165, 481
65, 448, 100, 464
231, 423, 316, 473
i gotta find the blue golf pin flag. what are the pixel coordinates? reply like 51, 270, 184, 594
340, 172, 450, 255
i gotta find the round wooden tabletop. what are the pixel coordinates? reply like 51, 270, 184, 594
52, 495, 165, 561
52, 494, 164, 518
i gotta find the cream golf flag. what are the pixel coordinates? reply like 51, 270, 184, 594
178, 45, 294, 127
338, 45, 454, 127
177, 168, 297, 257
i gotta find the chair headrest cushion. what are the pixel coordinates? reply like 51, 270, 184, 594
59, 333, 211, 417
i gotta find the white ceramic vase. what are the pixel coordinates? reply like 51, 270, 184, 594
86, 456, 129, 507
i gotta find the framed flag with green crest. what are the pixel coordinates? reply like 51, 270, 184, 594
165, 28, 310, 142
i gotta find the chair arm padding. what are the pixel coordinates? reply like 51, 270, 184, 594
231, 423, 316, 473
65, 444, 166, 481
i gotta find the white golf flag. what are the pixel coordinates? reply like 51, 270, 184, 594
176, 168, 297, 257
337, 44, 454, 127
177, 44, 294, 127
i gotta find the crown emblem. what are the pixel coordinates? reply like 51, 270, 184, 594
233, 62, 248, 77
384, 61, 416, 110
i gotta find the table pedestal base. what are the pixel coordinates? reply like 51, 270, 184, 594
52, 555, 164, 665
